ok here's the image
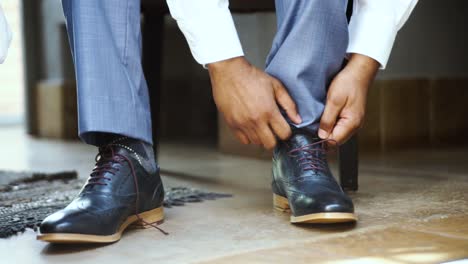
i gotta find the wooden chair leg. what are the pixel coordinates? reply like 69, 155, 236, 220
339, 0, 357, 191
142, 12, 164, 163
339, 134, 359, 191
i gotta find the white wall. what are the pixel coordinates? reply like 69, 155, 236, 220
379, 0, 468, 79
232, 0, 468, 80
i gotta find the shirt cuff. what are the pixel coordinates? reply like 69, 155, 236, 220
347, 12, 398, 69
169, 2, 244, 65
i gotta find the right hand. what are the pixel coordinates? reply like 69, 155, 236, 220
208, 57, 302, 150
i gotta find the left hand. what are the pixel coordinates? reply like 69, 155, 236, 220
318, 54, 379, 144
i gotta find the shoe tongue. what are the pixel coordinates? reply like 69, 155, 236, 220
105, 137, 158, 174
288, 130, 328, 166
289, 129, 320, 148
108, 137, 149, 160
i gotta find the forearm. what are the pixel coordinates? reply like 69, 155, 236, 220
344, 53, 380, 91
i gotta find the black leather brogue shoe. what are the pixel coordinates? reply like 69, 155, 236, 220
37, 137, 166, 243
272, 128, 356, 224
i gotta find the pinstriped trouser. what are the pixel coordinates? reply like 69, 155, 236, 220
61, 0, 348, 145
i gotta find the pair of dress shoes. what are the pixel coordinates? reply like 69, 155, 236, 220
38, 129, 355, 243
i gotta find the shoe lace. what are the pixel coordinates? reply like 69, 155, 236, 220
287, 138, 337, 173
86, 145, 169, 235
86, 146, 122, 187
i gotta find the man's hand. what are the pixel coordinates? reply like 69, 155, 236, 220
318, 54, 379, 144
208, 57, 302, 150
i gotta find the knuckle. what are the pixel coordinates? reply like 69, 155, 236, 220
224, 116, 235, 125
328, 96, 343, 106
237, 136, 248, 145
271, 78, 282, 88
226, 116, 243, 128
263, 110, 274, 120
290, 104, 298, 111
283, 103, 296, 113
237, 118, 252, 128
247, 119, 258, 126
320, 121, 332, 130
250, 111, 272, 123
231, 121, 244, 130
248, 113, 262, 123
350, 119, 361, 130
227, 120, 239, 129
275, 84, 285, 94
264, 142, 276, 150
249, 135, 260, 144
279, 129, 292, 140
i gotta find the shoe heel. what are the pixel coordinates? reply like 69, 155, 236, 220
132, 206, 165, 229
273, 194, 290, 212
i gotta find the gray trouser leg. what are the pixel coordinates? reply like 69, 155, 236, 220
62, 0, 153, 145
266, 0, 349, 132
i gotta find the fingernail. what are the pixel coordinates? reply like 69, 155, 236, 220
318, 129, 328, 139
296, 114, 302, 123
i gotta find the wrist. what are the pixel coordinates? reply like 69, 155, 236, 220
345, 53, 379, 85
343, 53, 380, 90
207, 56, 248, 73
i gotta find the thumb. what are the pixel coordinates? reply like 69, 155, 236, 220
273, 80, 302, 124
319, 99, 342, 139
329, 118, 354, 145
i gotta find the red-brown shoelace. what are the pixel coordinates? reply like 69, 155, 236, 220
87, 146, 169, 235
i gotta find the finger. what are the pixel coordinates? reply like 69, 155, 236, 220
269, 110, 292, 140
329, 117, 359, 145
257, 124, 277, 150
243, 127, 262, 145
319, 98, 345, 139
273, 80, 302, 124
234, 130, 250, 145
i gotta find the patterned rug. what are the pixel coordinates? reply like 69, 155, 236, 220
0, 170, 231, 238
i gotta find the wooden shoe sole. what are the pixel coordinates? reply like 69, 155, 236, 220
37, 206, 164, 243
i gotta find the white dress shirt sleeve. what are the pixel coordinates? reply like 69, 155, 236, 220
166, 0, 244, 65
0, 4, 13, 64
347, 0, 418, 69
167, 0, 418, 69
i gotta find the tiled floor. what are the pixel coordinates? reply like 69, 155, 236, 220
0, 125, 467, 264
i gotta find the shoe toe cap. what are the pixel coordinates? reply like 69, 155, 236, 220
291, 191, 354, 216
39, 210, 75, 234
39, 209, 100, 235
322, 197, 354, 213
